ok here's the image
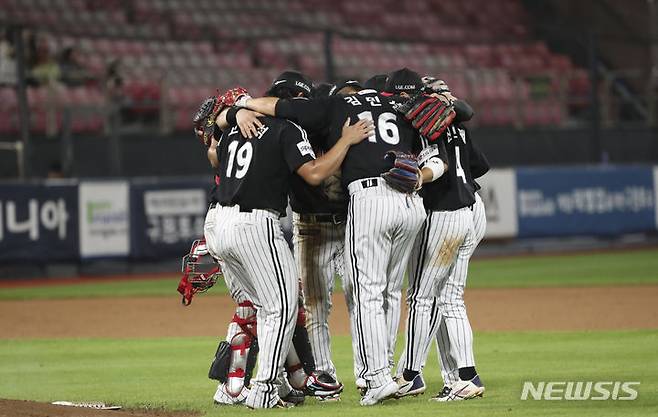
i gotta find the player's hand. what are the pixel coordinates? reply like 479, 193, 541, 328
422, 76, 451, 94
341, 117, 374, 145
430, 92, 456, 105
237, 109, 265, 139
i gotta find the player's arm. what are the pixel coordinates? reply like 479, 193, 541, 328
207, 136, 219, 168
418, 139, 448, 183
469, 135, 490, 179
422, 76, 474, 122
242, 96, 331, 133
294, 118, 373, 186
453, 99, 474, 122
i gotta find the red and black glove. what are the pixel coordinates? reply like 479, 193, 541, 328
396, 93, 456, 141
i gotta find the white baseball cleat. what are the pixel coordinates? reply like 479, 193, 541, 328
360, 380, 399, 406
395, 373, 426, 397
431, 375, 485, 402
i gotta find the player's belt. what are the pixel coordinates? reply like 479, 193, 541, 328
217, 203, 280, 217
208, 202, 218, 210
299, 213, 346, 224
347, 177, 381, 194
360, 178, 379, 189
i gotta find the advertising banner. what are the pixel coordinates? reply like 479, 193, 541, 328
79, 181, 130, 257
131, 179, 210, 258
477, 168, 518, 238
0, 182, 78, 261
516, 166, 655, 237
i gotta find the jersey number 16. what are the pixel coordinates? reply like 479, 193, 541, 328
357, 111, 400, 145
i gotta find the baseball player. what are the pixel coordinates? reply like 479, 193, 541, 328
221, 72, 347, 399
204, 87, 372, 409
288, 78, 363, 399
189, 109, 310, 406
230, 78, 367, 396
420, 137, 490, 401
364, 74, 388, 92
234, 69, 451, 406
395, 79, 490, 401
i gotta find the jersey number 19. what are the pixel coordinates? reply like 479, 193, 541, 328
226, 141, 253, 179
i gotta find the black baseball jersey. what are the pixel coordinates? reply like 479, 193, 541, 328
288, 132, 347, 214
212, 116, 315, 215
275, 89, 420, 187
421, 124, 477, 211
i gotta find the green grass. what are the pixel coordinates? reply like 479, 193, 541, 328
467, 248, 658, 288
0, 278, 228, 300
2, 248, 658, 300
1, 331, 656, 416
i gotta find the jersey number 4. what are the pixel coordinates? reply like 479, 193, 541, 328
357, 111, 400, 145
226, 141, 253, 179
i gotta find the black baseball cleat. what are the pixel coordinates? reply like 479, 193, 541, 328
432, 386, 452, 401
282, 388, 306, 405
305, 372, 344, 398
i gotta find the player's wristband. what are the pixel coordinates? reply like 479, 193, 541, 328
225, 107, 240, 126
424, 157, 446, 182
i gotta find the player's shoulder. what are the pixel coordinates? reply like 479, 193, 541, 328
280, 118, 309, 140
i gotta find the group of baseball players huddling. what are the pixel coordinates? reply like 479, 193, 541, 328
177, 66, 490, 409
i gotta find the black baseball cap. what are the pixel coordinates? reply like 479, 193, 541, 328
314, 82, 334, 98
364, 74, 388, 92
329, 79, 363, 96
265, 70, 313, 98
384, 68, 423, 95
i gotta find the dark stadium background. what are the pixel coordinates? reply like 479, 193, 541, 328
0, 0, 657, 278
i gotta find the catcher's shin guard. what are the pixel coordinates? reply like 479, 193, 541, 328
224, 332, 258, 397
293, 306, 316, 374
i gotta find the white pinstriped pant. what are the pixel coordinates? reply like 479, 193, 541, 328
292, 213, 346, 380
345, 179, 426, 388
397, 193, 486, 384
204, 205, 298, 409
433, 192, 486, 385
398, 197, 476, 374
204, 205, 250, 339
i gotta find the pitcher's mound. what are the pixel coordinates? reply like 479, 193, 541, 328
0, 399, 198, 417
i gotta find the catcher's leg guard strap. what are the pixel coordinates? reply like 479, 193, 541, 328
232, 301, 257, 337
292, 324, 316, 375
244, 337, 259, 386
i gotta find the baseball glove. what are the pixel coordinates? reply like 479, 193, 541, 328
220, 86, 250, 108
192, 87, 250, 147
381, 151, 421, 194
396, 93, 456, 141
193, 96, 224, 147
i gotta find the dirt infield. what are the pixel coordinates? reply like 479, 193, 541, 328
2, 285, 657, 339
2, 285, 657, 417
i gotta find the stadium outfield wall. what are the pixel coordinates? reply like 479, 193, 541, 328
0, 165, 657, 264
